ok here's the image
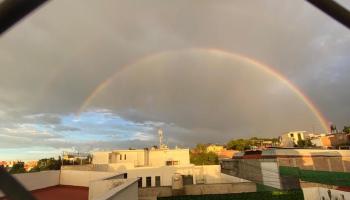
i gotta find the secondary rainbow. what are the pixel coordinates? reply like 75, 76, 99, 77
78, 48, 329, 133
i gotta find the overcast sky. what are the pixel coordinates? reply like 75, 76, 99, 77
0, 0, 349, 160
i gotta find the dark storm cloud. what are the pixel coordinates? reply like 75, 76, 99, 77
0, 0, 349, 153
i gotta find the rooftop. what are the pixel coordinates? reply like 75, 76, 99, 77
31, 185, 88, 200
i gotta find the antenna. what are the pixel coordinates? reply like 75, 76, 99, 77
158, 128, 163, 149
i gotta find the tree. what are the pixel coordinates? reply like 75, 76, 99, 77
36, 158, 61, 171
29, 166, 40, 173
226, 139, 252, 151
190, 151, 218, 165
343, 126, 350, 134
9, 162, 26, 174
297, 139, 313, 147
194, 144, 207, 153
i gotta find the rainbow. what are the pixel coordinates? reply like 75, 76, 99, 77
78, 48, 329, 133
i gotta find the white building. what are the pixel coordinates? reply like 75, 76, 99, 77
92, 148, 190, 167
279, 131, 309, 147
88, 148, 244, 188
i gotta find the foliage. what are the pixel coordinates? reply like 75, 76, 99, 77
343, 126, 350, 134
190, 151, 218, 165
9, 162, 26, 174
226, 139, 252, 151
226, 137, 278, 151
194, 143, 207, 153
29, 166, 40, 173
36, 157, 61, 171
296, 139, 313, 147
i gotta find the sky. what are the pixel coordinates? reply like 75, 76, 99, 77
0, 0, 349, 160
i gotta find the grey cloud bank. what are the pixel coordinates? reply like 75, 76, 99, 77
0, 0, 349, 159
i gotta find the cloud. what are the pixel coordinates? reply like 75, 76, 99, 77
0, 0, 349, 159
52, 125, 80, 132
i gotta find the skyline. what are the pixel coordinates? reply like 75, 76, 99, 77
0, 0, 349, 160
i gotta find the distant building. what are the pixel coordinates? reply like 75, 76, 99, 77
0, 160, 20, 168
217, 150, 238, 159
92, 148, 190, 167
221, 148, 350, 190
206, 144, 224, 153
279, 131, 308, 147
62, 151, 90, 165
24, 161, 38, 171
310, 133, 350, 148
310, 135, 331, 148
78, 147, 245, 188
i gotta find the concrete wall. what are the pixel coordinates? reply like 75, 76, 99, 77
193, 165, 246, 184
109, 150, 145, 167
90, 178, 138, 200
139, 187, 172, 198
139, 182, 256, 199
260, 161, 281, 189
60, 170, 116, 187
303, 187, 350, 200
92, 149, 190, 168
106, 180, 138, 200
0, 171, 60, 197
92, 152, 110, 164
184, 182, 256, 195
148, 149, 190, 166
126, 165, 194, 187
277, 155, 350, 173
89, 179, 126, 200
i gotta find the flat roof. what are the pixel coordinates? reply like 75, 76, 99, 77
31, 185, 88, 200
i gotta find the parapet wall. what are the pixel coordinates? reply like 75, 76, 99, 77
0, 170, 60, 198
60, 170, 116, 187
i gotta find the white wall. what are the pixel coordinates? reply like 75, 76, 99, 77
109, 150, 145, 166
92, 152, 110, 164
261, 161, 281, 189
89, 178, 138, 200
126, 165, 194, 187
0, 171, 60, 197
60, 170, 116, 187
149, 149, 190, 167
102, 179, 138, 200
124, 165, 246, 187
193, 165, 247, 184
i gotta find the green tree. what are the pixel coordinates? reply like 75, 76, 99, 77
297, 139, 313, 147
9, 162, 26, 174
226, 139, 252, 151
194, 143, 207, 153
343, 126, 350, 134
29, 166, 40, 173
190, 151, 218, 165
37, 158, 61, 171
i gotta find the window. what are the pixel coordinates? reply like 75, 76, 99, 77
124, 154, 126, 160
138, 177, 142, 188
155, 176, 161, 187
123, 173, 127, 179
297, 133, 302, 141
120, 154, 122, 160
166, 160, 179, 166
146, 176, 152, 187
